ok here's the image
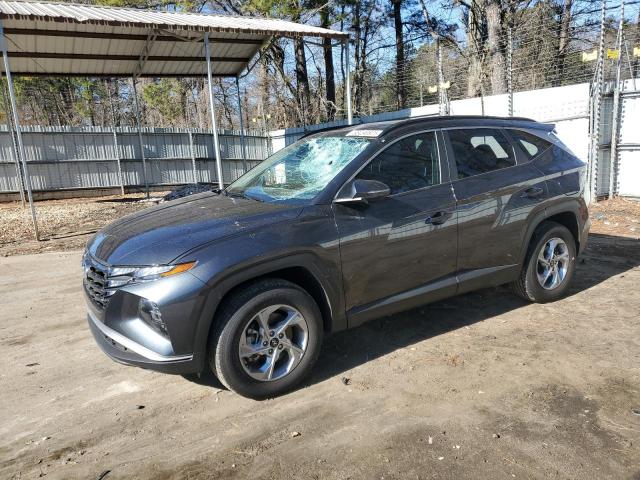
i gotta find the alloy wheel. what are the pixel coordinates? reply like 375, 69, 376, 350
536, 237, 570, 290
238, 304, 309, 381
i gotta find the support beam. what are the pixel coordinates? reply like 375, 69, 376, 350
6, 71, 235, 78
236, 76, 248, 173
204, 33, 224, 191
0, 73, 25, 206
188, 131, 198, 185
344, 39, 353, 125
0, 19, 39, 239
3, 28, 264, 45
112, 129, 125, 196
131, 78, 150, 198
7, 52, 250, 63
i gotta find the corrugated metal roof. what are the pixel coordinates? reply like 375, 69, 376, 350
0, 1, 347, 38
0, 0, 348, 77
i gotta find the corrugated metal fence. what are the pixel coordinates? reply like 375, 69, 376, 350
0, 126, 270, 193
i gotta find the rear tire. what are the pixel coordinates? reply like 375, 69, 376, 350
209, 278, 323, 399
512, 221, 577, 303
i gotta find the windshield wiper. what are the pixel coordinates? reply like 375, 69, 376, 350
226, 191, 263, 202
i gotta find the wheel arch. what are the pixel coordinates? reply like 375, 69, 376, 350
192, 257, 342, 370
520, 201, 580, 265
217, 266, 334, 334
520, 202, 582, 266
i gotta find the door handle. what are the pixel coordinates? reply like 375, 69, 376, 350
425, 211, 451, 225
521, 186, 544, 199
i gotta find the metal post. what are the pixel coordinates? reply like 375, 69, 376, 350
204, 33, 224, 191
131, 77, 149, 198
344, 39, 353, 125
588, 0, 607, 202
235, 76, 248, 174
507, 26, 514, 116
0, 19, 38, 240
587, 1, 606, 203
112, 128, 125, 196
0, 74, 25, 205
188, 130, 198, 184
609, 0, 625, 198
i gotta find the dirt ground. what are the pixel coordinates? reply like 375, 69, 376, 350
1, 197, 639, 479
0, 193, 167, 257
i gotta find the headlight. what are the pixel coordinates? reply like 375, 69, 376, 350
108, 261, 197, 287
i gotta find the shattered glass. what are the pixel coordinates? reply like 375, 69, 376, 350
227, 136, 371, 202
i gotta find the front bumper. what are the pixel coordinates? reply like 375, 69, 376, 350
88, 310, 202, 374
83, 262, 209, 375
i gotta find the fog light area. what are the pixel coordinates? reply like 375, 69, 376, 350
138, 299, 168, 336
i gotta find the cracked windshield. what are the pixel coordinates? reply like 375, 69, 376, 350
226, 136, 372, 202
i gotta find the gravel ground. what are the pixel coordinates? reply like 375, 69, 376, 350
0, 200, 639, 479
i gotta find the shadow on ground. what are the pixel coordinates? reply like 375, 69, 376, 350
184, 233, 640, 393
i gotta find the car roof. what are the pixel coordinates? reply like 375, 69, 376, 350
305, 115, 553, 139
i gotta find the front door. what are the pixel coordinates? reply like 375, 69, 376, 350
333, 130, 458, 327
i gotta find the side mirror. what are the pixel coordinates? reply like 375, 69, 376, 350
334, 179, 391, 204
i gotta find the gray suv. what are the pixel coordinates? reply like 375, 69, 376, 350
84, 116, 590, 399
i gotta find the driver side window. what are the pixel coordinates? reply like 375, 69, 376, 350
355, 131, 441, 195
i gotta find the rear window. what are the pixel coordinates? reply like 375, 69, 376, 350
508, 129, 552, 160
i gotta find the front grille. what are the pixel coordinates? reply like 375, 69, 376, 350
83, 256, 116, 309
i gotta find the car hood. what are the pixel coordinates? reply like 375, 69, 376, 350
87, 192, 302, 265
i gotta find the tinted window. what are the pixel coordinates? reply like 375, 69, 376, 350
356, 132, 440, 194
448, 128, 516, 179
509, 129, 552, 159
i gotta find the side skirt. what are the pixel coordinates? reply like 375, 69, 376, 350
345, 264, 520, 329
347, 275, 458, 329
456, 264, 520, 295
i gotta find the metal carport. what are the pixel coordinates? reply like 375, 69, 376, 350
0, 0, 351, 239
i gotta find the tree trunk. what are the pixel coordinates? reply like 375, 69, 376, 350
352, 1, 362, 115
320, 7, 336, 121
466, 0, 484, 97
391, 0, 406, 109
556, 0, 573, 86
291, 8, 311, 125
631, 10, 639, 79
294, 38, 311, 125
486, 0, 506, 94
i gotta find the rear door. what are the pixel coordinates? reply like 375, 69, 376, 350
443, 127, 549, 292
334, 130, 458, 326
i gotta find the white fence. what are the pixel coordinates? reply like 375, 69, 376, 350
618, 90, 640, 197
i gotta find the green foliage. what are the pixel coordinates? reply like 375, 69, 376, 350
141, 79, 186, 123
244, 0, 305, 18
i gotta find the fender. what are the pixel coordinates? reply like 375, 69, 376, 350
518, 197, 584, 267
190, 251, 345, 366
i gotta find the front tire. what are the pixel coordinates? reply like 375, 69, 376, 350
209, 279, 323, 399
512, 221, 577, 303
